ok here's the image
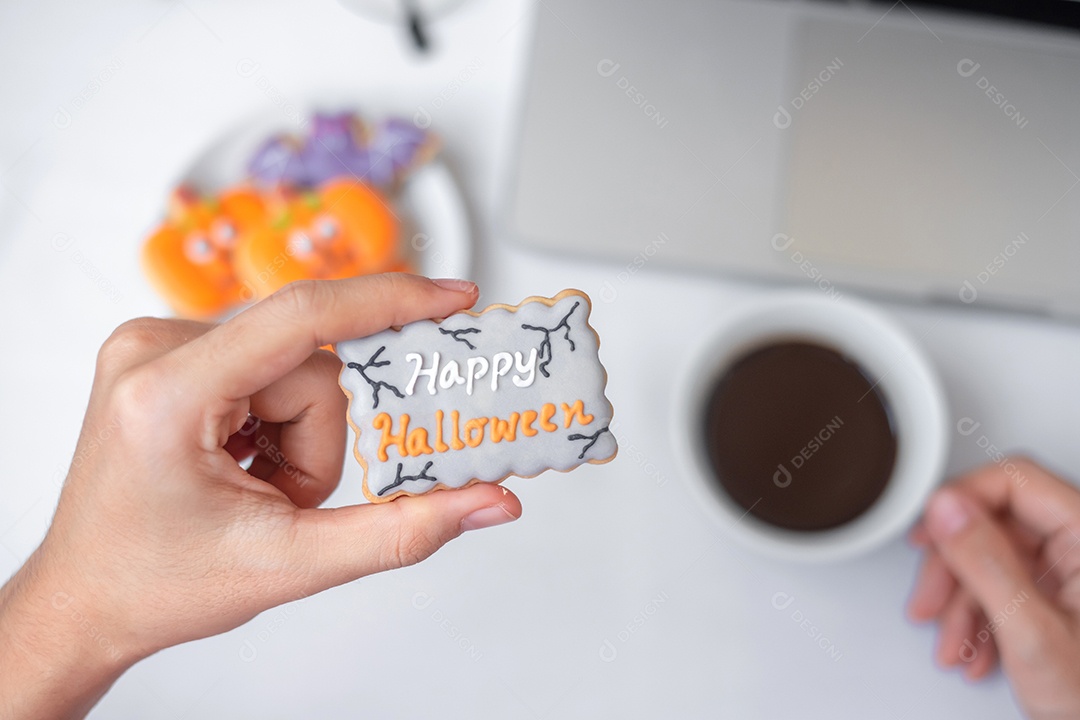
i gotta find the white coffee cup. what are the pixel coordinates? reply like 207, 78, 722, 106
673, 292, 949, 563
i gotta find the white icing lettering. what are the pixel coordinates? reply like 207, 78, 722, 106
491, 352, 513, 391
465, 357, 489, 396
438, 360, 466, 390
512, 348, 538, 388
405, 350, 535, 396
405, 351, 440, 396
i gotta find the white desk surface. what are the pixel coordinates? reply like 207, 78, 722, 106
2, 1, 1079, 718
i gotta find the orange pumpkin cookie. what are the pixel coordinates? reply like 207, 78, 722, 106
141, 186, 267, 318
232, 179, 401, 300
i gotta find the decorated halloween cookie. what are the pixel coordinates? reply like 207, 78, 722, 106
140, 186, 267, 318
231, 179, 401, 300
247, 111, 439, 191
336, 289, 617, 502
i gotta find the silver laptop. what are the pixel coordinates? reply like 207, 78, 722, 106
505, 0, 1080, 319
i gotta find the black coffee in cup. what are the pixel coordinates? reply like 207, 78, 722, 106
702, 341, 897, 531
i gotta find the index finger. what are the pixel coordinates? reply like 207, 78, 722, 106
948, 456, 1080, 541
166, 274, 478, 404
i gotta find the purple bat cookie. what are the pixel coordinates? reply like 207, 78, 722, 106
247, 111, 436, 190
247, 135, 309, 187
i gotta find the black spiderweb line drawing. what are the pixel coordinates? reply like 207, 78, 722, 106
568, 426, 610, 460
378, 461, 437, 496
522, 301, 580, 378
438, 327, 481, 350
346, 346, 404, 409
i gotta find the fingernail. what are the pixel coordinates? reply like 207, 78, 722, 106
461, 503, 518, 532
927, 490, 971, 539
431, 278, 477, 293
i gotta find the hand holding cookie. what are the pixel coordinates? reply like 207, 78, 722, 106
0, 274, 521, 720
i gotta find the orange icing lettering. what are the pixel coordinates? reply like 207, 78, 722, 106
521, 410, 539, 437
561, 400, 594, 429
434, 410, 450, 452
375, 401, 597, 460
540, 403, 558, 432
464, 418, 489, 448
407, 427, 434, 456
490, 412, 520, 443
450, 410, 465, 450
374, 412, 409, 461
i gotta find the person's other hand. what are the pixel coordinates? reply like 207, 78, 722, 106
908, 457, 1080, 720
0, 275, 521, 720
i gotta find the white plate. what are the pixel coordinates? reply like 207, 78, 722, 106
179, 111, 472, 284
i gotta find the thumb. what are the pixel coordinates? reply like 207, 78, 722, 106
289, 483, 521, 593
925, 489, 1055, 654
